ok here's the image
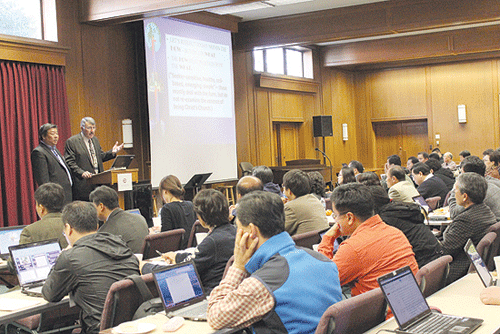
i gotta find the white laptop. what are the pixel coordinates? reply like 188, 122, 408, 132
378, 266, 483, 334
464, 238, 499, 287
9, 239, 62, 297
0, 226, 24, 260
152, 261, 208, 321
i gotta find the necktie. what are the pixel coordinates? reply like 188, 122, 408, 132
51, 146, 73, 186
88, 139, 98, 173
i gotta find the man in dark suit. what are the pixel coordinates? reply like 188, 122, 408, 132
64, 117, 123, 201
31, 123, 73, 204
90, 185, 148, 253
411, 162, 449, 207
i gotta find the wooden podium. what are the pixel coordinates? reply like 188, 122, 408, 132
89, 168, 138, 209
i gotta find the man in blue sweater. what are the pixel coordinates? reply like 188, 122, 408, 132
207, 191, 342, 334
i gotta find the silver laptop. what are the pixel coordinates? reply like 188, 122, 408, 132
378, 266, 483, 334
0, 226, 24, 260
152, 261, 208, 321
9, 239, 62, 297
464, 238, 499, 287
412, 195, 432, 214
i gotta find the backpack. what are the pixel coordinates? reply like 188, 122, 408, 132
126, 274, 164, 320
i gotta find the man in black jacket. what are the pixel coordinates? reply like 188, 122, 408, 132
411, 162, 449, 207
425, 158, 455, 192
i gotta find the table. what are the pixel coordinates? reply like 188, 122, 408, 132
0, 287, 69, 325
364, 274, 500, 334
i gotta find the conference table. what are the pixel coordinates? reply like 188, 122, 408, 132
364, 274, 500, 334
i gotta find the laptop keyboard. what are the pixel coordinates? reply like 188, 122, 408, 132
408, 313, 461, 334
171, 300, 208, 320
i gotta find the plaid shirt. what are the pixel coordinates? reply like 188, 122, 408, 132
207, 266, 274, 330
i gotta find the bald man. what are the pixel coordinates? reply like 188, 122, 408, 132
229, 176, 263, 222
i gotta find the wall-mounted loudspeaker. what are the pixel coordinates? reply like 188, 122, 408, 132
313, 115, 333, 137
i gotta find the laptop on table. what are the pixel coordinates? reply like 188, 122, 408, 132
377, 266, 483, 334
412, 195, 432, 214
152, 261, 208, 321
0, 226, 24, 260
9, 239, 62, 297
464, 238, 499, 287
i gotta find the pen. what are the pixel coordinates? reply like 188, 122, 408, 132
156, 250, 163, 256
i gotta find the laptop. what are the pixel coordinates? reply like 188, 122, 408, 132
152, 261, 208, 321
0, 226, 24, 260
110, 154, 135, 170
126, 208, 141, 215
378, 266, 483, 334
464, 238, 499, 287
412, 195, 432, 214
9, 239, 62, 297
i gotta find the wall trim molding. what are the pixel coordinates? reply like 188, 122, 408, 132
0, 34, 68, 66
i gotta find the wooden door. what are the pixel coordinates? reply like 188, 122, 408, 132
274, 122, 299, 166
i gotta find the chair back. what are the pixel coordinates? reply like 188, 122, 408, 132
474, 232, 498, 272
239, 162, 254, 176
100, 273, 158, 331
222, 255, 235, 279
141, 228, 185, 260
414, 255, 452, 297
315, 288, 387, 334
425, 196, 441, 210
486, 222, 500, 268
187, 220, 210, 248
291, 230, 322, 250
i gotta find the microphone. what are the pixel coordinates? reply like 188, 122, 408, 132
315, 148, 334, 191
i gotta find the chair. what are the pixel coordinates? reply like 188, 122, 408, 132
141, 228, 185, 260
5, 305, 81, 334
222, 255, 235, 279
239, 162, 253, 176
100, 273, 158, 331
414, 255, 452, 298
314, 288, 387, 334
291, 230, 322, 250
186, 220, 210, 248
471, 232, 497, 272
486, 222, 500, 266
425, 196, 441, 211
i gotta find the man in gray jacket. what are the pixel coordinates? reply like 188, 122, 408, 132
42, 201, 140, 334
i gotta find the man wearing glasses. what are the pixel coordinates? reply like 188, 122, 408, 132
64, 117, 123, 201
318, 183, 418, 297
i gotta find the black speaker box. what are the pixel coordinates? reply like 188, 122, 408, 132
313, 115, 333, 137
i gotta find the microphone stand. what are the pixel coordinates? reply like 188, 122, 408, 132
315, 148, 333, 191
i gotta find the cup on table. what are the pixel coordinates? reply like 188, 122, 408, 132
134, 253, 143, 261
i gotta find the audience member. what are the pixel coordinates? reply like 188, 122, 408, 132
348, 160, 364, 175
441, 173, 496, 284
318, 183, 418, 296
149, 189, 236, 293
442, 152, 457, 171
407, 156, 419, 171
356, 172, 381, 186
448, 156, 500, 221
252, 165, 282, 196
425, 158, 455, 192
411, 162, 448, 207
338, 166, 356, 185
308, 171, 326, 200
64, 117, 123, 201
429, 152, 440, 161
458, 150, 471, 171
42, 201, 140, 334
207, 191, 342, 333
157, 175, 196, 249
417, 152, 429, 163
385, 154, 413, 184
483, 149, 500, 179
90, 186, 149, 253
387, 166, 420, 203
31, 123, 73, 204
367, 186, 443, 268
282, 169, 329, 235
480, 286, 500, 305
229, 175, 263, 222
431, 147, 443, 161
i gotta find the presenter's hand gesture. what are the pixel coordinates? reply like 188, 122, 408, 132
112, 141, 124, 154
233, 228, 259, 273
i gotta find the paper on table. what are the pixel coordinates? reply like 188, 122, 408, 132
0, 298, 42, 311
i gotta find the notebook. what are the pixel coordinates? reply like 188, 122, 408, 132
152, 261, 208, 321
9, 239, 62, 297
464, 238, 498, 287
0, 226, 24, 260
378, 266, 483, 334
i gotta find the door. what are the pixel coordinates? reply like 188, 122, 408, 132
274, 122, 299, 166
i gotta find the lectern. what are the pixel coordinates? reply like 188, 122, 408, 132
89, 168, 139, 209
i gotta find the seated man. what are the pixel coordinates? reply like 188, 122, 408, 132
90, 185, 149, 253
425, 158, 455, 192
318, 183, 418, 296
251, 165, 282, 196
417, 151, 429, 163
411, 162, 449, 207
229, 175, 263, 222
282, 169, 329, 235
441, 173, 496, 284
42, 201, 140, 334
387, 166, 419, 203
442, 152, 457, 171
207, 191, 342, 333
348, 160, 364, 176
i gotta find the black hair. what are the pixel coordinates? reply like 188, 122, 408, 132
418, 152, 429, 160
193, 189, 229, 228
428, 153, 440, 161
461, 156, 486, 177
62, 201, 99, 233
411, 162, 431, 175
356, 172, 380, 186
251, 165, 274, 184
348, 160, 364, 173
459, 150, 471, 158
339, 167, 357, 185
283, 169, 311, 197
408, 156, 419, 164
387, 154, 402, 166
34, 183, 65, 213
425, 158, 442, 172
388, 166, 406, 182
38, 123, 57, 141
89, 185, 119, 210
308, 171, 326, 198
330, 183, 374, 222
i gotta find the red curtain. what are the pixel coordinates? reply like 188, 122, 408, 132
0, 61, 71, 227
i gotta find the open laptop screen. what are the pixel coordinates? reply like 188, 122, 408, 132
464, 239, 493, 287
0, 226, 24, 256
153, 262, 204, 311
9, 239, 61, 286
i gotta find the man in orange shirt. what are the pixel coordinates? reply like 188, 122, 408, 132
318, 183, 418, 296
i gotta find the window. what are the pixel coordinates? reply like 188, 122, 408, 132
0, 0, 57, 42
253, 46, 313, 79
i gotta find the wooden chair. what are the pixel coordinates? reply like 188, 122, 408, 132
415, 255, 453, 298
291, 230, 322, 250
315, 288, 387, 334
186, 220, 210, 248
141, 228, 185, 260
100, 273, 158, 331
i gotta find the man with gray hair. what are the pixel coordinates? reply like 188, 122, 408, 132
64, 117, 124, 201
